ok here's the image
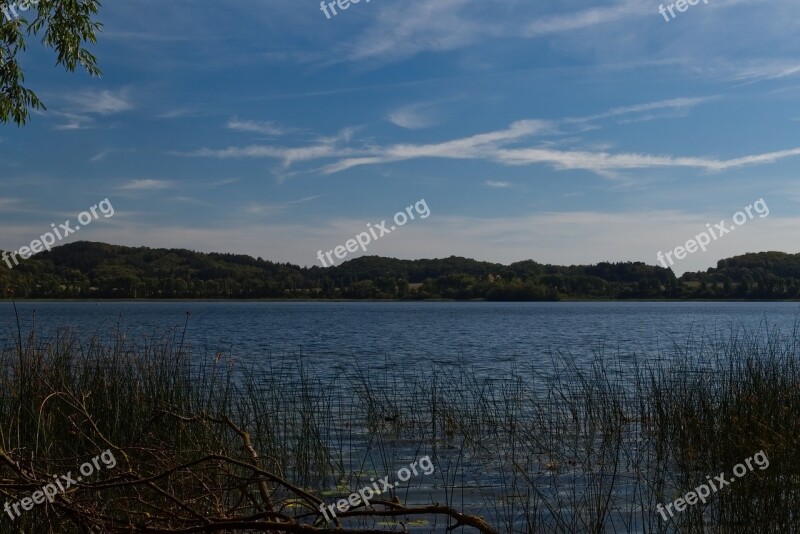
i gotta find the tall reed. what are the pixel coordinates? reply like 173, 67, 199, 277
0, 318, 796, 532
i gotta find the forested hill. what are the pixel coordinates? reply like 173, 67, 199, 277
0, 242, 798, 300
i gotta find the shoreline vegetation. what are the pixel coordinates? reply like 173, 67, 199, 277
3, 241, 800, 301
0, 305, 797, 531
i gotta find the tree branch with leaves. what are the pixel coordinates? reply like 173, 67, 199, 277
0, 0, 102, 125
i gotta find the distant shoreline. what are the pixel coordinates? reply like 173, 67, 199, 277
5, 298, 800, 303
3, 243, 798, 301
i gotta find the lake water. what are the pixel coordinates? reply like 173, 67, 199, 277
2, 300, 796, 532
2, 301, 798, 371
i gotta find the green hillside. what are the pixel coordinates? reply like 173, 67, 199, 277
2, 242, 798, 300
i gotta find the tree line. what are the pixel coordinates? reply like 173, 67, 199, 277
1, 242, 799, 300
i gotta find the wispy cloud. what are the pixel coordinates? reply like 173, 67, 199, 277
90, 150, 112, 162
48, 89, 133, 130
118, 179, 174, 191
492, 146, 800, 174
333, 0, 489, 65
90, 147, 136, 163
324, 125, 800, 176
184, 97, 798, 179
65, 89, 134, 115
387, 103, 439, 129
187, 127, 361, 168
211, 178, 240, 187
565, 97, 717, 124
485, 180, 510, 188
523, 0, 648, 37
227, 117, 285, 136
286, 195, 324, 204
242, 195, 323, 217
323, 0, 651, 67
726, 60, 800, 83
52, 116, 88, 131
319, 119, 549, 173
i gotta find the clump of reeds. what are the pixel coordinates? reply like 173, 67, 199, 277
338, 324, 800, 532
0, 312, 496, 533
1, 305, 798, 533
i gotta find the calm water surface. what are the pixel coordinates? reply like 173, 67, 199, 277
2, 301, 798, 372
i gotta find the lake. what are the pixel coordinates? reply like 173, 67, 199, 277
3, 300, 797, 532
2, 301, 798, 372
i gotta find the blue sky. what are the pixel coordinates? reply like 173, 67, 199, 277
1, 0, 799, 275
